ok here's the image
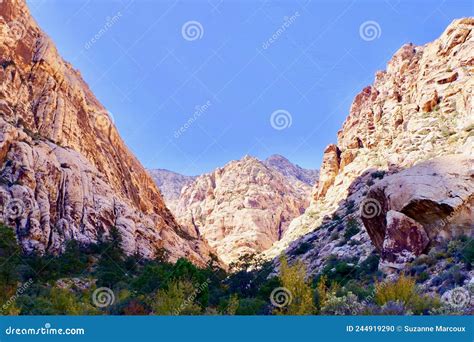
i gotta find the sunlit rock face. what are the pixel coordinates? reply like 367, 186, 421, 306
265, 18, 473, 275
172, 155, 317, 265
0, 0, 213, 266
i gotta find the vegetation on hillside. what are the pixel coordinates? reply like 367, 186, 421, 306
0, 225, 470, 316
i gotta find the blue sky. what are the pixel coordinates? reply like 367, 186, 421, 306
27, 0, 472, 175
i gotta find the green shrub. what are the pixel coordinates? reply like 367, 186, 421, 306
0, 225, 21, 285
274, 256, 315, 315
320, 291, 363, 315
321, 256, 358, 286
371, 171, 386, 179
344, 219, 361, 239
293, 242, 313, 256
151, 280, 203, 315
345, 200, 355, 214
235, 298, 266, 315
375, 275, 440, 315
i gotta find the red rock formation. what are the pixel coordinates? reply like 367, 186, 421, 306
314, 144, 340, 200
0, 0, 212, 265
173, 156, 312, 265
266, 18, 473, 270
362, 155, 473, 267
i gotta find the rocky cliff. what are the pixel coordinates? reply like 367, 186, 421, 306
148, 169, 196, 213
172, 155, 317, 265
263, 154, 319, 187
265, 18, 473, 276
0, 0, 212, 265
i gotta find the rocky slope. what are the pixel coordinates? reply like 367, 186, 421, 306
172, 155, 317, 265
265, 18, 473, 278
148, 169, 196, 213
0, 0, 212, 265
263, 154, 319, 187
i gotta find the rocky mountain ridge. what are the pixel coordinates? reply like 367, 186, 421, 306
263, 154, 319, 186
264, 18, 473, 282
169, 155, 318, 265
0, 0, 213, 265
148, 169, 196, 213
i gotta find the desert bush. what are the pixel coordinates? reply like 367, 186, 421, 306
345, 200, 355, 214
293, 242, 313, 256
375, 275, 440, 315
320, 291, 363, 315
235, 298, 267, 315
152, 280, 203, 315
448, 236, 474, 267
274, 256, 315, 315
344, 218, 361, 239
371, 170, 386, 179
379, 301, 410, 315
411, 254, 436, 267
320, 256, 358, 286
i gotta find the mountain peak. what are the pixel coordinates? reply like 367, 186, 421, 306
0, 0, 213, 266
264, 155, 319, 186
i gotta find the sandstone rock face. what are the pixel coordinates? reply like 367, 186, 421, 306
263, 154, 319, 187
314, 144, 340, 200
265, 18, 473, 274
0, 0, 212, 265
173, 155, 314, 265
382, 210, 430, 268
363, 155, 474, 268
148, 169, 196, 213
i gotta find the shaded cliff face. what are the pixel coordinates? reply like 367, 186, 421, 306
266, 18, 473, 274
172, 156, 314, 265
148, 169, 196, 213
0, 0, 212, 265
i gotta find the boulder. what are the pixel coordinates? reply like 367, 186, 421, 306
362, 155, 474, 268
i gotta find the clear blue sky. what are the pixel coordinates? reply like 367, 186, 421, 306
27, 0, 472, 175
